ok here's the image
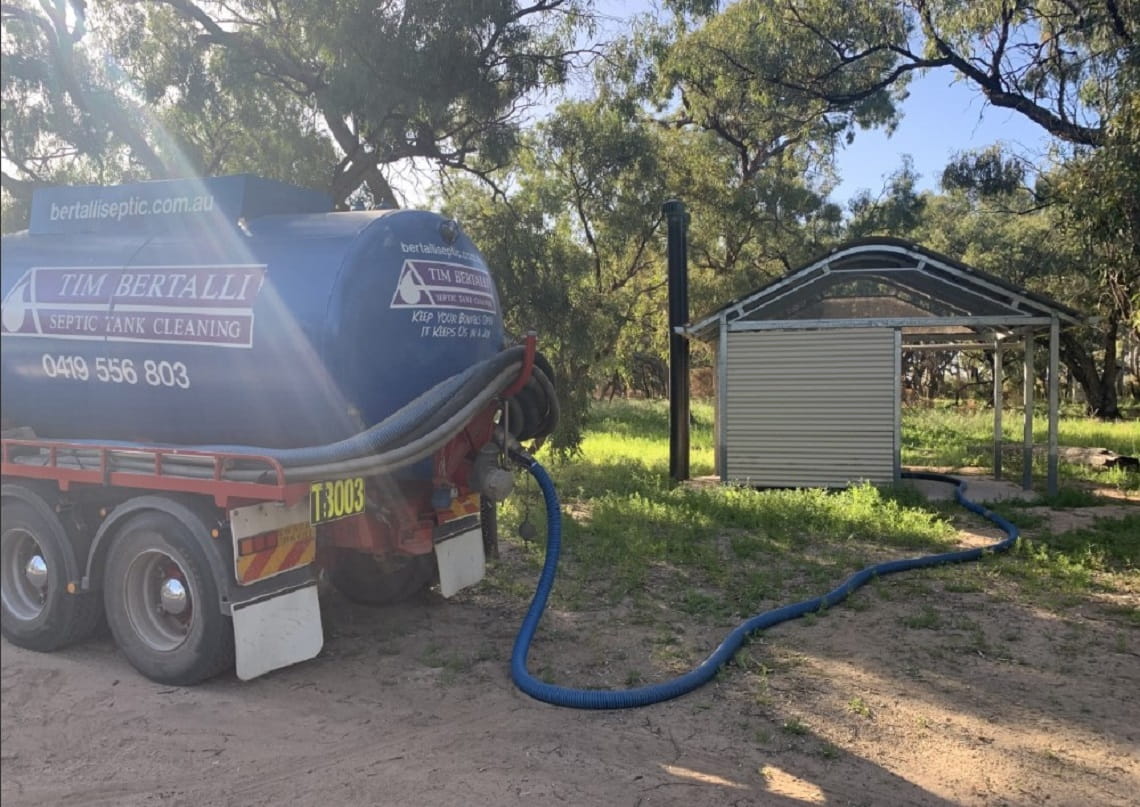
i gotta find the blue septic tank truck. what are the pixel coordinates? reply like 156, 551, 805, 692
0, 175, 557, 685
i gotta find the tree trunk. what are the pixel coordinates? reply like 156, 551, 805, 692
1060, 314, 1122, 419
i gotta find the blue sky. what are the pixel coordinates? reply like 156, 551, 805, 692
830, 69, 1054, 204
587, 0, 1057, 206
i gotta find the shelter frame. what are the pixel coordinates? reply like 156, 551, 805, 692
686, 239, 1083, 495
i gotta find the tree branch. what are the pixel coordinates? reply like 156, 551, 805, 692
1, 169, 38, 201
915, 2, 1105, 146
1103, 0, 1133, 43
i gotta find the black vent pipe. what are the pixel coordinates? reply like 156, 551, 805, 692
664, 200, 690, 482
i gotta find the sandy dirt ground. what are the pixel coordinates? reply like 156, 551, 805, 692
2, 484, 1138, 807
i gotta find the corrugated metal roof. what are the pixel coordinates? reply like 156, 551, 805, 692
686, 237, 1084, 339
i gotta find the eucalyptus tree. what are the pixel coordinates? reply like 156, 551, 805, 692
439, 1, 942, 431
667, 0, 1136, 415
441, 96, 671, 441
1, 0, 594, 226
635, 1, 907, 294
2, 0, 166, 221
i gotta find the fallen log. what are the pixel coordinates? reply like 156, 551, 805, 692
983, 444, 1140, 471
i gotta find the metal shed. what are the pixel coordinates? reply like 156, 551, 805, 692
682, 237, 1084, 494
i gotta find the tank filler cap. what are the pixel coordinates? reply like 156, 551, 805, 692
439, 219, 460, 245
480, 468, 515, 502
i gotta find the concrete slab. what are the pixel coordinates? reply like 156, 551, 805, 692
902, 472, 1036, 503
685, 471, 1038, 504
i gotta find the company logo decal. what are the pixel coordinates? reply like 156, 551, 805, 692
0, 265, 266, 348
390, 260, 496, 313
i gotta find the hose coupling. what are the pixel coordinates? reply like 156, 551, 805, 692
471, 444, 515, 502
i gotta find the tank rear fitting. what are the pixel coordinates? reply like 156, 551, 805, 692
470, 444, 515, 502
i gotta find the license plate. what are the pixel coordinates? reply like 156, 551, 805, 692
309, 477, 366, 525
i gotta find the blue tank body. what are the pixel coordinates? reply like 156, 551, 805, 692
0, 176, 503, 448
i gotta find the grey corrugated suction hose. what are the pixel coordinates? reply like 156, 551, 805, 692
22, 345, 559, 485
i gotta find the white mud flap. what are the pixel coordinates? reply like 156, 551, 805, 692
435, 527, 485, 598
232, 583, 323, 681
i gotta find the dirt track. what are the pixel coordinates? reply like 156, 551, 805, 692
2, 509, 1139, 807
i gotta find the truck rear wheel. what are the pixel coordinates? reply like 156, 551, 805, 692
329, 552, 435, 606
1, 500, 101, 651
102, 511, 233, 685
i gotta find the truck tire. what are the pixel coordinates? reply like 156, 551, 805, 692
102, 511, 233, 685
329, 552, 435, 606
1, 500, 101, 651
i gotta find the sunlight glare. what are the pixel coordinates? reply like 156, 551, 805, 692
660, 763, 747, 789
760, 765, 827, 804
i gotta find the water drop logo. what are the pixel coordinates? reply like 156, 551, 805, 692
390, 263, 433, 308
0, 272, 39, 335
389, 259, 496, 314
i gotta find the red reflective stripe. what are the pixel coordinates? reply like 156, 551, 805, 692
242, 544, 275, 582
278, 537, 311, 572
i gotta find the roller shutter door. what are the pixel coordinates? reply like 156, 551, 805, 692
725, 328, 898, 487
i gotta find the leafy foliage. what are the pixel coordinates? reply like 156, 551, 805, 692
1, 0, 591, 222
1, 0, 165, 226
441, 3, 908, 439
940, 146, 1028, 198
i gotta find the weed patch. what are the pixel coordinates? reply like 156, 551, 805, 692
1037, 515, 1139, 572
847, 696, 873, 718
899, 605, 943, 629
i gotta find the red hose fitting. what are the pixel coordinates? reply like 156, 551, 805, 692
501, 331, 537, 398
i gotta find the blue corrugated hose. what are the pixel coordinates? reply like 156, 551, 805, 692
510, 458, 1020, 709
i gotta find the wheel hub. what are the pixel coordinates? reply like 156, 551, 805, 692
159, 577, 188, 615
2, 529, 48, 621
123, 549, 194, 652
25, 554, 48, 590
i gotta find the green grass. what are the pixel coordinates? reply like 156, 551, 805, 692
548, 398, 717, 496
903, 404, 1140, 458
1021, 515, 1139, 574
501, 400, 958, 616
947, 507, 1139, 612
893, 403, 1138, 607
899, 605, 943, 630
488, 399, 1138, 662
902, 404, 1140, 492
782, 718, 810, 735
1007, 487, 1109, 509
